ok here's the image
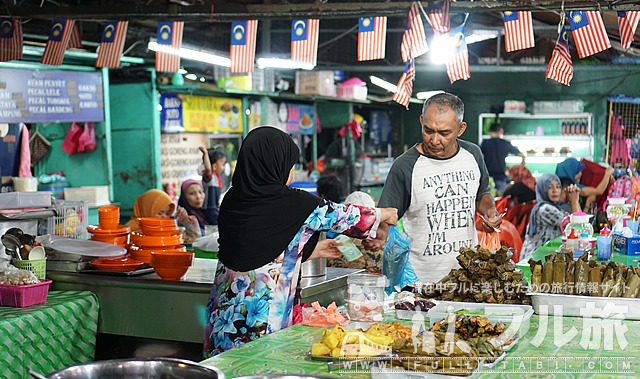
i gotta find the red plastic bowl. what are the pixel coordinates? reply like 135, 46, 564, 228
154, 266, 189, 281
150, 250, 194, 267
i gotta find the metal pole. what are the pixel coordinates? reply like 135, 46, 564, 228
496, 34, 501, 67
101, 67, 115, 202
605, 102, 613, 164
313, 102, 318, 172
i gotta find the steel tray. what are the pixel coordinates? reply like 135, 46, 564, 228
527, 292, 640, 320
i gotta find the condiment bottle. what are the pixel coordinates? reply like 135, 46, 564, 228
579, 232, 590, 250
600, 225, 612, 237
567, 229, 579, 250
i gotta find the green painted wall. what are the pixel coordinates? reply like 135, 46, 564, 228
109, 81, 161, 218
402, 68, 640, 163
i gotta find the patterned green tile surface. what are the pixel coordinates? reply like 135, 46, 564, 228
201, 314, 640, 378
0, 291, 99, 379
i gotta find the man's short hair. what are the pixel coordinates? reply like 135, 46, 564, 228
422, 92, 464, 124
316, 175, 344, 203
489, 123, 503, 133
208, 148, 225, 164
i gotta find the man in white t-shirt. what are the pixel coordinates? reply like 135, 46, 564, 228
367, 93, 502, 283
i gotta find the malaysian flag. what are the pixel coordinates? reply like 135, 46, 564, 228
358, 17, 387, 61
546, 26, 573, 86
291, 19, 319, 68
230, 20, 258, 73
155, 21, 183, 73
0, 18, 22, 62
401, 2, 429, 62
427, 0, 450, 34
445, 25, 470, 84
617, 11, 640, 49
503, 11, 535, 52
392, 59, 415, 109
96, 21, 128, 68
567, 11, 610, 58
68, 23, 82, 49
41, 20, 75, 66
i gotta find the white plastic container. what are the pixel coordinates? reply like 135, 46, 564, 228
347, 273, 386, 322
0, 191, 52, 210
12, 177, 38, 192
428, 301, 534, 338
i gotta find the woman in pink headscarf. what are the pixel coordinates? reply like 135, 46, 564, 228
178, 179, 209, 235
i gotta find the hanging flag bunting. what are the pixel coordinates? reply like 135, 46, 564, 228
291, 19, 319, 68
567, 11, 610, 59
96, 21, 128, 68
427, 0, 450, 34
230, 20, 258, 73
155, 21, 184, 73
503, 11, 535, 52
617, 11, 640, 50
546, 26, 573, 86
401, 2, 429, 62
358, 16, 387, 61
41, 20, 75, 66
0, 18, 22, 63
445, 24, 470, 84
68, 23, 82, 49
392, 59, 415, 109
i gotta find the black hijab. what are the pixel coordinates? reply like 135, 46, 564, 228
217, 127, 323, 271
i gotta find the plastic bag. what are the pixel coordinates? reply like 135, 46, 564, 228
302, 301, 350, 327
0, 266, 39, 285
382, 225, 419, 295
77, 122, 97, 153
192, 231, 219, 252
478, 230, 501, 250
60, 122, 83, 155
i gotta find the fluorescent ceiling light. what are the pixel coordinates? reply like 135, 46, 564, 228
430, 34, 454, 65
178, 69, 187, 74
148, 41, 231, 67
416, 90, 445, 100
370, 75, 397, 93
185, 73, 197, 80
465, 30, 500, 45
256, 57, 314, 70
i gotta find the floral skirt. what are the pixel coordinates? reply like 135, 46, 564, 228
204, 260, 283, 358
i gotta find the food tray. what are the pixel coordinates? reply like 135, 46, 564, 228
79, 266, 155, 276
369, 358, 482, 379
0, 191, 52, 210
428, 301, 534, 338
528, 292, 640, 320
0, 279, 52, 307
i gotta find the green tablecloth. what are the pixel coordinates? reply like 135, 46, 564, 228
201, 314, 640, 378
0, 290, 99, 379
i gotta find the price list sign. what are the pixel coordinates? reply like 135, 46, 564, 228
0, 68, 104, 123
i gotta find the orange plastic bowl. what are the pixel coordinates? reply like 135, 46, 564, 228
130, 232, 182, 247
140, 226, 178, 236
90, 234, 129, 246
128, 245, 185, 264
150, 250, 194, 267
99, 217, 120, 230
153, 266, 189, 280
137, 218, 177, 228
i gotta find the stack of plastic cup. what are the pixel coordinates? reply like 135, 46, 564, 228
597, 235, 613, 261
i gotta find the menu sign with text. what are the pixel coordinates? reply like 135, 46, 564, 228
0, 68, 104, 123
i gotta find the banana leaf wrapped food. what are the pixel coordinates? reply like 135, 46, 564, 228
602, 268, 616, 297
552, 253, 566, 294
588, 265, 602, 297
623, 274, 640, 298
530, 263, 543, 293
542, 260, 554, 292
574, 253, 589, 296
608, 273, 625, 297
565, 260, 575, 295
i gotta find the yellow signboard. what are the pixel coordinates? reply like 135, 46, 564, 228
179, 95, 243, 133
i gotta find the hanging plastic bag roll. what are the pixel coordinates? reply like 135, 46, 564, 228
382, 225, 419, 295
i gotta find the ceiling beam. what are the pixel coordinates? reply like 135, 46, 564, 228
319, 64, 640, 73
8, 1, 640, 22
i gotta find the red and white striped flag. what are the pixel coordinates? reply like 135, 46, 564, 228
358, 17, 387, 61
230, 20, 258, 73
427, 0, 450, 34
401, 2, 429, 62
291, 19, 319, 68
155, 21, 183, 73
41, 20, 75, 66
0, 18, 22, 62
445, 25, 470, 84
546, 26, 573, 86
617, 11, 640, 50
392, 59, 415, 109
567, 11, 610, 58
96, 21, 128, 68
503, 11, 535, 52
68, 23, 82, 49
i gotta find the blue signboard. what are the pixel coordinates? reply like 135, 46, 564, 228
370, 110, 392, 146
160, 93, 184, 133
0, 68, 104, 123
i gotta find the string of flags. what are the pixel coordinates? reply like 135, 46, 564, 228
0, 2, 637, 97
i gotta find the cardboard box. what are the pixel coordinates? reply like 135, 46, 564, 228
295, 71, 336, 97
217, 76, 252, 91
338, 84, 368, 101
613, 234, 640, 255
64, 186, 109, 206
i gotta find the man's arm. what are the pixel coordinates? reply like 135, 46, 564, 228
518, 152, 526, 166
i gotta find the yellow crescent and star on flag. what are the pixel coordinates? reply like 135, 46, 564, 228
231, 21, 247, 45
157, 22, 173, 45
1, 19, 12, 35
292, 19, 308, 41
49, 20, 65, 41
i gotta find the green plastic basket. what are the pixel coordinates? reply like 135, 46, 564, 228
14, 258, 47, 279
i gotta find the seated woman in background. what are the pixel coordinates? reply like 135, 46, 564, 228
508, 165, 536, 191
125, 189, 190, 231
178, 179, 209, 236
556, 158, 614, 211
520, 174, 581, 262
204, 127, 397, 357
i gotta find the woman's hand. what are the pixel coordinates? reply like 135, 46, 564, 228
380, 207, 398, 226
175, 206, 190, 223
308, 239, 343, 260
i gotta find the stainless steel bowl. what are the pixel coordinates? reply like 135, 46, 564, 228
43, 358, 225, 379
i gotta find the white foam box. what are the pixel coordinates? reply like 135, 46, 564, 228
63, 186, 109, 206
338, 84, 368, 101
295, 71, 336, 97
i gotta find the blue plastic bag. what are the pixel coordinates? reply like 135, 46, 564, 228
382, 225, 419, 295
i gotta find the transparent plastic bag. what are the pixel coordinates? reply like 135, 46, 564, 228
382, 226, 419, 295
0, 266, 39, 285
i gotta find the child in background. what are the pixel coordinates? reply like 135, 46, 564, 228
199, 146, 227, 226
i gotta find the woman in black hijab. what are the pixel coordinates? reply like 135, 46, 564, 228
204, 127, 397, 357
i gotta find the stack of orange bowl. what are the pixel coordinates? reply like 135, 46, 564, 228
150, 249, 195, 280
87, 205, 131, 247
